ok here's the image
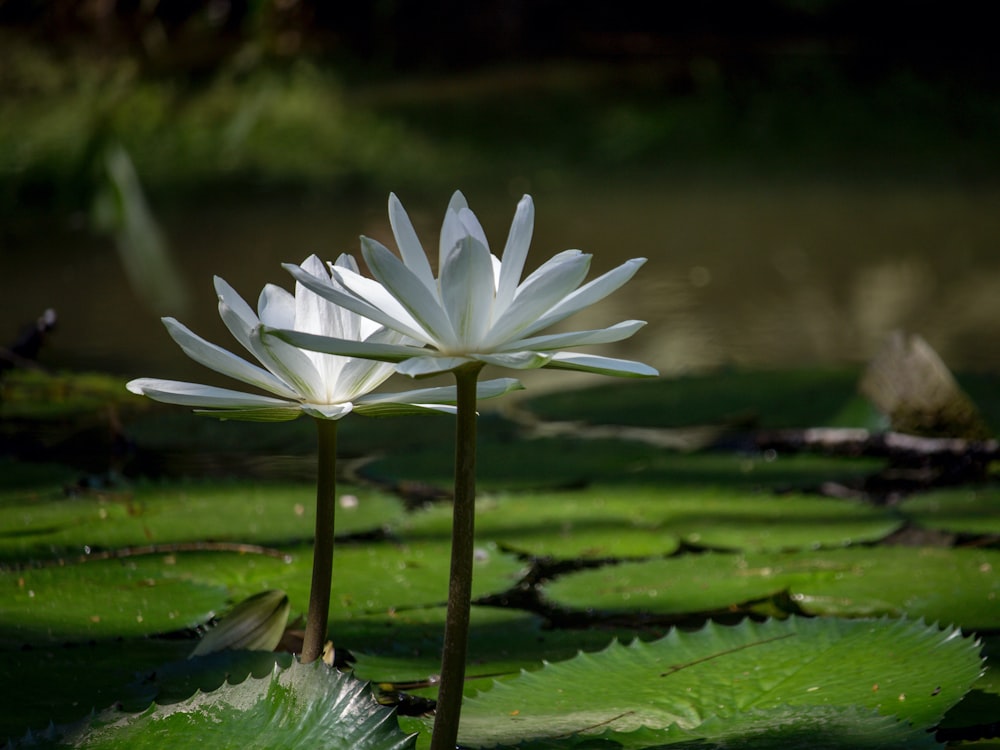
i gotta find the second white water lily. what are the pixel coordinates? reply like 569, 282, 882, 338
127, 254, 520, 419
279, 192, 658, 378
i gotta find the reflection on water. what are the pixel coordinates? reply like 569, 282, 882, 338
4, 179, 1000, 393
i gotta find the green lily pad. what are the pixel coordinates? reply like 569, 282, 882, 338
899, 487, 1000, 536
347, 607, 658, 698
543, 548, 1000, 630
396, 491, 682, 559
19, 660, 415, 750
785, 547, 1000, 628
541, 552, 788, 616
464, 706, 947, 749
0, 560, 228, 643
0, 481, 406, 561
396, 487, 897, 560
450, 617, 981, 748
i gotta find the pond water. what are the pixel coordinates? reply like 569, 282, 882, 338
4, 177, 1000, 393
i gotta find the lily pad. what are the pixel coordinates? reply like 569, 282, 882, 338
449, 617, 981, 748
396, 490, 682, 559
899, 487, 1000, 536
17, 660, 415, 750
0, 481, 406, 562
542, 548, 1000, 630
0, 560, 228, 643
396, 486, 898, 560
347, 607, 658, 698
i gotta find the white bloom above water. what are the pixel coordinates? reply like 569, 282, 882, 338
278, 192, 659, 378
127, 254, 521, 421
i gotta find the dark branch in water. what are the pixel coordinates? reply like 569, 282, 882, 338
755, 428, 1000, 463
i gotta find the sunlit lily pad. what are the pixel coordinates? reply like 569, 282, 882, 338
0, 560, 228, 643
541, 552, 787, 615
899, 487, 1000, 536
396, 490, 682, 559
0, 481, 406, 561
785, 547, 1000, 628
395, 486, 897, 559
449, 617, 981, 749
543, 548, 1000, 630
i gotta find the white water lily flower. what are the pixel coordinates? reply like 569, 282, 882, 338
277, 192, 659, 379
126, 254, 521, 420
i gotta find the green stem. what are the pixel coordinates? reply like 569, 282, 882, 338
430, 362, 483, 750
301, 417, 338, 664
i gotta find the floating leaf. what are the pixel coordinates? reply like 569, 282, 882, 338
0, 560, 227, 643
899, 487, 1000, 536
542, 548, 1000, 630
0, 481, 406, 562
17, 660, 415, 750
453, 617, 981, 748
396, 487, 897, 560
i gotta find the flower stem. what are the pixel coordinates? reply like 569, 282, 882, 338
430, 362, 484, 750
301, 417, 338, 664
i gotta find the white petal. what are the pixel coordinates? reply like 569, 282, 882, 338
126, 378, 298, 409
213, 277, 258, 353
474, 351, 553, 370
521, 257, 647, 338
354, 377, 521, 407
301, 403, 355, 420
193, 407, 303, 422
353, 401, 457, 417
475, 377, 526, 399
396, 355, 472, 378
362, 237, 458, 347
249, 324, 325, 403
440, 236, 494, 350
161, 318, 299, 399
481, 251, 590, 348
332, 356, 398, 401
439, 191, 469, 271
388, 193, 437, 293
494, 194, 534, 316
457, 206, 490, 252
296, 254, 355, 339
332, 253, 359, 273
290, 257, 354, 385
495, 320, 647, 352
285, 260, 430, 344
269, 327, 428, 362
256, 283, 296, 330
543, 352, 660, 377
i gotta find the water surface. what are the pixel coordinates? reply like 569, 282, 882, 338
5, 178, 999, 393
